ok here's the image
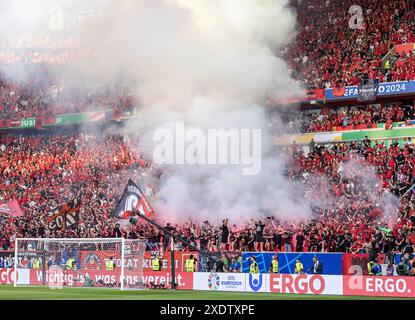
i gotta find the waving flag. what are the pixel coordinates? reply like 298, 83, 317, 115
112, 179, 154, 219
47, 196, 81, 232
0, 200, 24, 217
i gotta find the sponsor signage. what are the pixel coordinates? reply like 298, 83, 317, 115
246, 273, 268, 292
8, 267, 415, 297
269, 274, 343, 295
20, 118, 36, 128
193, 272, 246, 292
193, 273, 343, 295
343, 275, 415, 298
54, 113, 90, 125
2, 268, 30, 285
325, 81, 415, 101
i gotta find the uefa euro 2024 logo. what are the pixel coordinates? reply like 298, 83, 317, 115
207, 272, 220, 290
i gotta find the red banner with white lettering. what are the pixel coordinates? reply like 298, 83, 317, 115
342, 253, 385, 275
76, 250, 199, 272
343, 275, 415, 297
29, 269, 193, 289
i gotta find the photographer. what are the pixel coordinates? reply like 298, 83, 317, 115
396, 257, 409, 276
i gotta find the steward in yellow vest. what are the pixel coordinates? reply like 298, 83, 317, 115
106, 257, 115, 271
152, 256, 161, 271
32, 258, 41, 269
294, 259, 304, 274
248, 256, 259, 274
269, 255, 279, 273
185, 254, 196, 272
66, 256, 77, 270
367, 260, 376, 275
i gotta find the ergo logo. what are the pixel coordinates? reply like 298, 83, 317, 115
270, 274, 325, 294
0, 268, 18, 284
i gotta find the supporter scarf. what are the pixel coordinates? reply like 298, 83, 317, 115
47, 196, 81, 232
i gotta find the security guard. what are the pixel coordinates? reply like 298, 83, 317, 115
248, 256, 259, 274
371, 259, 382, 276
397, 257, 409, 276
384, 59, 390, 72
269, 255, 279, 273
185, 254, 196, 272
367, 259, 376, 275
106, 257, 115, 271
294, 258, 304, 274
32, 258, 41, 269
66, 256, 77, 270
152, 254, 161, 271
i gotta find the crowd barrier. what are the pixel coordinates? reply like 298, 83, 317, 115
3, 268, 414, 298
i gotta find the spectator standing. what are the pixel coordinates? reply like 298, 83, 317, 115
309, 256, 323, 274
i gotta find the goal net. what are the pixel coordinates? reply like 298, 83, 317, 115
14, 238, 147, 290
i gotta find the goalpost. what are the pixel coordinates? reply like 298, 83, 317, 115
14, 238, 147, 290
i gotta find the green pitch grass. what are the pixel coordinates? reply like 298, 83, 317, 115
0, 285, 406, 300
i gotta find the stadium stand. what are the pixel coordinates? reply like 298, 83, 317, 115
1, 0, 415, 273
284, 0, 415, 89
284, 102, 414, 134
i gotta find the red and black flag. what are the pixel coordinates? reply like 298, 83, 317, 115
111, 179, 154, 219
47, 196, 81, 232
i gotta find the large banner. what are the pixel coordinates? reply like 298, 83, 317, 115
343, 275, 415, 298
241, 252, 343, 275
325, 80, 415, 101
28, 269, 193, 289
76, 250, 199, 272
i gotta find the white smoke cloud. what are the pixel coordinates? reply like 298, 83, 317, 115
339, 157, 400, 223
0, 0, 310, 225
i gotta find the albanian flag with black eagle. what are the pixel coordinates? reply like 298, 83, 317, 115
47, 195, 81, 232
111, 179, 154, 219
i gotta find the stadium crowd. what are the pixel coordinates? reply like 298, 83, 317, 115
0, 76, 135, 121
284, 102, 415, 134
0, 127, 414, 266
284, 0, 415, 89
0, 130, 159, 248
